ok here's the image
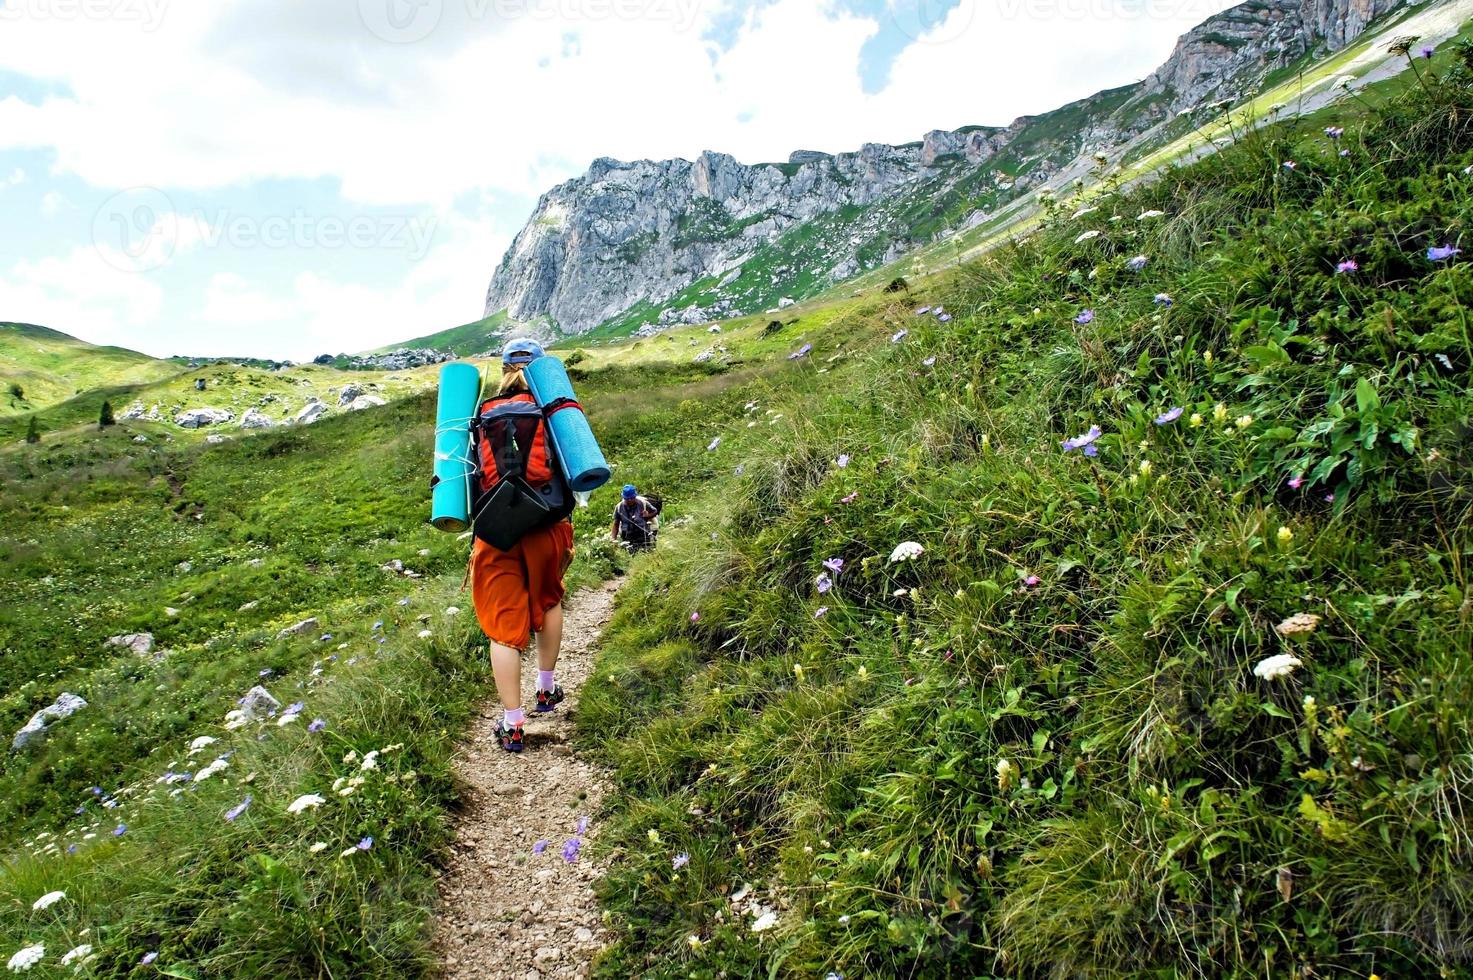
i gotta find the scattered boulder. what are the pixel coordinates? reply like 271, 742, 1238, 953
194, 378, 207, 391
347, 395, 387, 411
777, 297, 796, 309
119, 402, 146, 421
337, 384, 365, 407
12, 693, 88, 751
133, 435, 149, 444
206, 434, 226, 444
277, 617, 320, 639
106, 632, 155, 657
175, 408, 235, 429
240, 409, 274, 430
296, 399, 329, 425
238, 686, 280, 721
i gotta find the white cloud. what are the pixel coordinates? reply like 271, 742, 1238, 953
0, 167, 24, 190
0, 245, 163, 344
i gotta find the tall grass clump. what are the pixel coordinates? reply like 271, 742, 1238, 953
580, 49, 1473, 978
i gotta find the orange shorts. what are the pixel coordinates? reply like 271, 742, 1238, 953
470, 520, 574, 649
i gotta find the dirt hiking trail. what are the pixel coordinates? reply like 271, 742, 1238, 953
435, 578, 622, 980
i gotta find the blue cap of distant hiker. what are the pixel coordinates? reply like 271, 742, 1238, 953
501, 337, 545, 367
622, 484, 637, 499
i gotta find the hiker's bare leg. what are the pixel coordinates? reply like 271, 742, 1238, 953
490, 641, 522, 711
537, 603, 563, 672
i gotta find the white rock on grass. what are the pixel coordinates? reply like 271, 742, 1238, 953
238, 686, 281, 722
106, 633, 155, 657
277, 617, 319, 639
296, 399, 329, 425
239, 409, 275, 429
337, 384, 365, 407
347, 395, 387, 411
175, 408, 235, 429
12, 693, 88, 751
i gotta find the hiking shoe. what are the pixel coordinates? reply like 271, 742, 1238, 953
535, 686, 566, 713
497, 721, 524, 753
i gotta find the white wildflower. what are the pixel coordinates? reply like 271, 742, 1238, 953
30, 891, 64, 911
194, 757, 230, 782
1137, 209, 1165, 221
360, 750, 379, 771
287, 794, 325, 814
1074, 230, 1101, 244
1253, 654, 1303, 681
309, 842, 329, 853
59, 945, 92, 967
6, 945, 44, 971
1275, 613, 1321, 637
888, 541, 925, 563
187, 736, 217, 756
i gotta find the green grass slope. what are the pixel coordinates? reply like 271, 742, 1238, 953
0, 323, 180, 418
574, 50, 1473, 978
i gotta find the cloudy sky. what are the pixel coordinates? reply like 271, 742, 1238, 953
0, 0, 1233, 360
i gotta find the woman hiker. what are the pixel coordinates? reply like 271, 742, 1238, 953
468, 338, 574, 752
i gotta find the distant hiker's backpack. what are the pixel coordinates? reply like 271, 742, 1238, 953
469, 391, 573, 550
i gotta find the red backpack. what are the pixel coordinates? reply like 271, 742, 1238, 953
469, 391, 573, 550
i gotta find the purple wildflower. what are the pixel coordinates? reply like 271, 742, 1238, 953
922, 356, 937, 367
840, 492, 859, 504
1024, 575, 1041, 587
1127, 255, 1149, 272
319, 634, 332, 642
562, 838, 582, 863
1336, 259, 1359, 274
576, 816, 589, 835
308, 718, 326, 733
88, 787, 102, 796
67, 844, 78, 855
822, 557, 844, 575
356, 837, 373, 851
1074, 309, 1095, 325
816, 573, 833, 595
1288, 476, 1304, 489
1422, 45, 1435, 59
936, 313, 953, 322
1324, 493, 1336, 503
788, 343, 813, 360
690, 612, 700, 623
75, 805, 85, 815
836, 454, 850, 468
1324, 126, 1344, 139
1283, 161, 1297, 171
533, 840, 549, 855
1154, 407, 1184, 425
673, 852, 690, 870
1428, 245, 1462, 262
113, 824, 127, 837
225, 795, 252, 822
814, 607, 829, 619
286, 702, 304, 715
914, 306, 931, 316
141, 952, 158, 965
373, 620, 383, 631
1083, 444, 1099, 458
890, 329, 908, 344
1061, 425, 1103, 452
1154, 293, 1173, 307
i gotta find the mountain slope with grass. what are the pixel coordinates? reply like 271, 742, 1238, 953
0, 323, 180, 418
573, 45, 1473, 979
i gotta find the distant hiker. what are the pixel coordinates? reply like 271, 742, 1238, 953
611, 484, 661, 553
468, 337, 575, 753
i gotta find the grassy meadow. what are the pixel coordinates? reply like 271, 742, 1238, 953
1, 38, 1471, 980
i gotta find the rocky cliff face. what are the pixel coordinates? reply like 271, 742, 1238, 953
484, 0, 1406, 337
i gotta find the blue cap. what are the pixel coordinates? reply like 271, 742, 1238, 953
502, 337, 545, 367
622, 484, 637, 499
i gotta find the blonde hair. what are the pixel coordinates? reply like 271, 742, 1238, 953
497, 364, 529, 396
